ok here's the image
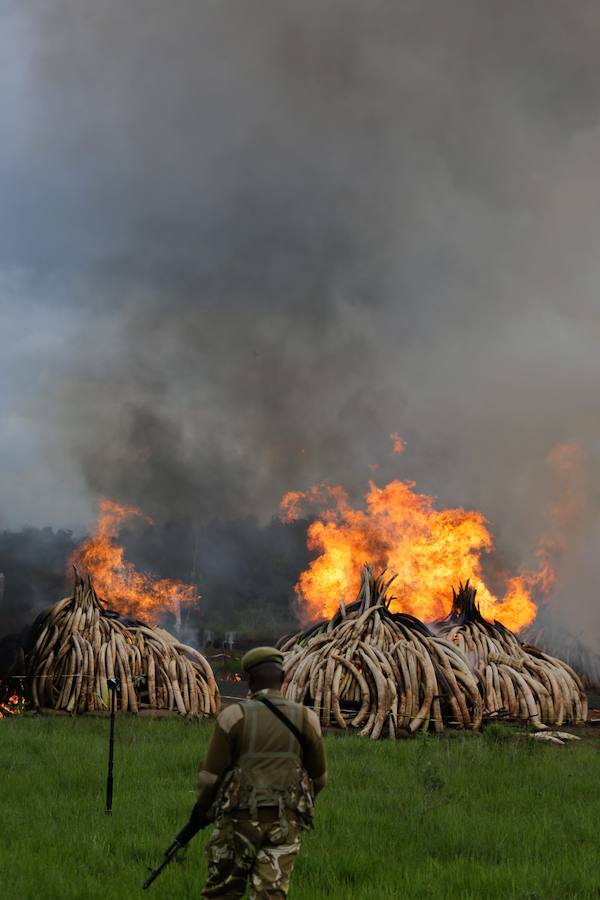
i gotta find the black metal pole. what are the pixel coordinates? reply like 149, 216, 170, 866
106, 677, 119, 815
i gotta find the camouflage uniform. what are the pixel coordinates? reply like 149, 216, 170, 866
196, 689, 327, 899
203, 811, 302, 899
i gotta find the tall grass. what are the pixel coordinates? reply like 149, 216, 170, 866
1, 717, 598, 899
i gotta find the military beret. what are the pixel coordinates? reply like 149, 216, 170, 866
241, 646, 284, 674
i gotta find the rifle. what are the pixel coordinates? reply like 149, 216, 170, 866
143, 804, 208, 890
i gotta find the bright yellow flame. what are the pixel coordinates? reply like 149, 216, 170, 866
282, 480, 551, 631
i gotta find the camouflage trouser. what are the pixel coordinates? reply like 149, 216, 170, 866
201, 811, 302, 899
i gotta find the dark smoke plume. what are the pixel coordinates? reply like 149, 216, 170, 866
1, 2, 600, 642
0, 527, 76, 642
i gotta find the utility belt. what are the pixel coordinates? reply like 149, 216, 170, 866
209, 765, 315, 835
234, 808, 300, 824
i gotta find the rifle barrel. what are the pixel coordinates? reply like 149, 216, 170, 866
143, 842, 180, 890
142, 806, 206, 890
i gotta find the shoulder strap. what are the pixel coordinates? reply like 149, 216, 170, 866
255, 696, 306, 756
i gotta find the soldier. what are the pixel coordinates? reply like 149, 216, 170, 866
196, 646, 327, 899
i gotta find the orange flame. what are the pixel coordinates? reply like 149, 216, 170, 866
390, 432, 407, 455
0, 691, 24, 718
282, 480, 551, 631
69, 498, 198, 625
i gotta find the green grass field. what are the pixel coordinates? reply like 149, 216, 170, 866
1, 717, 598, 899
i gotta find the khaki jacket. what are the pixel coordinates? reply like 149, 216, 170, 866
197, 689, 327, 821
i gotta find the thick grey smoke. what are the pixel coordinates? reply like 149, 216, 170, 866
1, 1, 600, 638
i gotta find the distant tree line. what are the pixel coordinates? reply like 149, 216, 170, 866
0, 527, 76, 639
0, 517, 310, 643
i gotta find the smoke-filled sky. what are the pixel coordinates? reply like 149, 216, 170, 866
1, 1, 600, 631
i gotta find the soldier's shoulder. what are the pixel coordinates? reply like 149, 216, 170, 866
301, 704, 323, 737
216, 702, 245, 733
279, 695, 303, 712
276, 695, 311, 725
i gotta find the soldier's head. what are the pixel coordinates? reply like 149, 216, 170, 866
241, 647, 284, 692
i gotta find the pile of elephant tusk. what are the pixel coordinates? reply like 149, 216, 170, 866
13, 566, 589, 734
520, 611, 600, 693
436, 582, 588, 728
279, 567, 588, 738
279, 566, 483, 738
24, 572, 219, 716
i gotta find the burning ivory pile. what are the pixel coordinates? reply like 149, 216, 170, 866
521, 611, 600, 692
437, 582, 587, 727
278, 566, 483, 738
25, 573, 219, 716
